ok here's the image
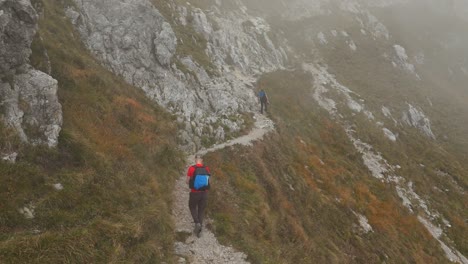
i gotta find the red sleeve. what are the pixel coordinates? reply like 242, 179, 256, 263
205, 166, 210, 173
187, 166, 195, 177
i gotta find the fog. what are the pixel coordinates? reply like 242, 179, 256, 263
224, 0, 468, 159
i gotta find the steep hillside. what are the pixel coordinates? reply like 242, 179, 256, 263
207, 69, 450, 263
205, 0, 468, 263
63, 0, 287, 151
261, 1, 468, 262
1, 0, 184, 262
1, 0, 467, 263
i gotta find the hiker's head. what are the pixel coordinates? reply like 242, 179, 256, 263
195, 154, 203, 164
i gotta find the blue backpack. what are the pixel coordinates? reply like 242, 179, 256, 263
189, 166, 211, 191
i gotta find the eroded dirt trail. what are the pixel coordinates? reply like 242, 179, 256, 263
172, 114, 274, 263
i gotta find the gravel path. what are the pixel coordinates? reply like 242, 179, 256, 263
172, 114, 275, 263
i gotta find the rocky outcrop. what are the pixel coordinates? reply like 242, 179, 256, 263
201, 6, 286, 75
1, 69, 62, 147
66, 0, 286, 150
0, 0, 37, 72
0, 0, 62, 151
393, 44, 420, 79
402, 104, 435, 139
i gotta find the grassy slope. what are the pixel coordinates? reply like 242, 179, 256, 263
0, 0, 184, 263
373, 3, 468, 164
272, 6, 467, 255
204, 70, 449, 263
315, 11, 468, 255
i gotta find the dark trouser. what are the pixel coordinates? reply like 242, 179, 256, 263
260, 99, 268, 114
189, 191, 208, 225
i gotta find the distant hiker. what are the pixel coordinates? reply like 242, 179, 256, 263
186, 154, 211, 237
258, 88, 269, 114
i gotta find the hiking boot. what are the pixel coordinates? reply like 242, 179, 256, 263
194, 223, 201, 236
196, 224, 202, 238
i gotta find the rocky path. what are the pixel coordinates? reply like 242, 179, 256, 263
172, 114, 275, 263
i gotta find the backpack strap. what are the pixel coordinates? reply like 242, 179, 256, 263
193, 165, 209, 175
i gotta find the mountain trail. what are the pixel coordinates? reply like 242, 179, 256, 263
172, 114, 275, 263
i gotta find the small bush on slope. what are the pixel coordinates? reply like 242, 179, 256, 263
0, 0, 184, 263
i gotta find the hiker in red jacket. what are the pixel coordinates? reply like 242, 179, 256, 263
186, 154, 210, 237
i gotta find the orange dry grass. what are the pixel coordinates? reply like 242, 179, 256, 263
114, 96, 143, 110
114, 96, 157, 124
355, 183, 428, 239
337, 187, 354, 206
68, 68, 91, 78
73, 111, 131, 158
287, 216, 309, 243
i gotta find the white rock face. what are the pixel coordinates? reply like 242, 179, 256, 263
0, 0, 62, 148
382, 106, 392, 118
348, 40, 357, 51
19, 205, 35, 219
317, 32, 327, 45
348, 98, 363, 112
68, 0, 286, 150
402, 104, 435, 139
304, 63, 366, 117
154, 22, 177, 66
0, 0, 38, 72
1, 69, 62, 147
2, 152, 17, 163
53, 183, 64, 191
354, 212, 373, 233
383, 128, 397, 141
206, 10, 286, 75
357, 10, 390, 40
191, 8, 213, 40
393, 44, 420, 79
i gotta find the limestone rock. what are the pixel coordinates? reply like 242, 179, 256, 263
19, 204, 35, 219
1, 68, 62, 147
1, 152, 17, 163
402, 104, 435, 139
0, 0, 62, 148
155, 22, 177, 66
53, 183, 64, 191
191, 8, 212, 40
0, 0, 38, 72
206, 8, 286, 75
65, 7, 80, 25
67, 0, 285, 150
